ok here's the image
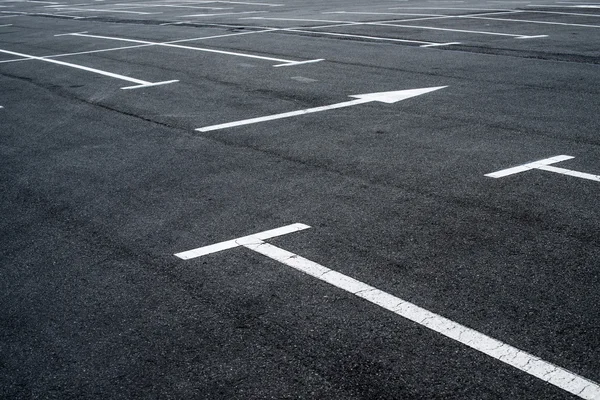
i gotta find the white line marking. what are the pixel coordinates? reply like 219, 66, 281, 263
239, 18, 453, 46
212, 1, 283, 5
389, 6, 513, 10
54, 30, 88, 36
246, 16, 546, 39
114, 3, 233, 9
67, 32, 323, 67
374, 22, 545, 38
174, 223, 310, 259
50, 7, 162, 14
536, 165, 600, 182
3, 30, 281, 63
420, 41, 462, 47
196, 86, 447, 132
487, 155, 600, 182
485, 155, 574, 178
528, 4, 600, 8
176, 225, 600, 400
283, 27, 452, 46
324, 11, 447, 16
0, 47, 178, 89
0, 22, 11, 26
179, 10, 266, 17
121, 79, 179, 90
460, 15, 600, 28
273, 58, 325, 67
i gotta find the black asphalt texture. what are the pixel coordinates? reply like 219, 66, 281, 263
1, 0, 599, 398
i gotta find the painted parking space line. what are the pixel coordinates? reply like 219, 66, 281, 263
175, 224, 600, 400
2, 29, 285, 64
459, 15, 600, 28
49, 7, 163, 14
285, 28, 460, 46
245, 16, 547, 39
0, 47, 178, 89
240, 18, 459, 46
196, 86, 447, 132
112, 4, 234, 10
174, 223, 310, 259
1, 10, 87, 18
178, 10, 267, 17
486, 155, 600, 182
64, 32, 324, 67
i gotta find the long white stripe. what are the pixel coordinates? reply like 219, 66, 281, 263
2, 29, 281, 64
52, 7, 162, 14
179, 10, 266, 17
461, 15, 600, 28
69, 32, 321, 65
283, 28, 443, 45
237, 239, 600, 400
0, 47, 149, 84
485, 155, 574, 178
247, 16, 544, 38
0, 47, 177, 89
174, 223, 310, 260
537, 165, 600, 182
196, 99, 368, 132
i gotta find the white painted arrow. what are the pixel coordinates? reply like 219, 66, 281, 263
196, 86, 447, 132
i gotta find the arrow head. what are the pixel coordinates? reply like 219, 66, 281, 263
349, 86, 448, 104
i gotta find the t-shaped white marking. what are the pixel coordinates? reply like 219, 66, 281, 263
175, 224, 600, 399
486, 155, 600, 182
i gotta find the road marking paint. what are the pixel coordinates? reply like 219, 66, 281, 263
460, 15, 600, 28
114, 3, 234, 9
486, 155, 599, 182
179, 10, 267, 17
374, 22, 546, 38
283, 27, 445, 45
246, 16, 546, 39
0, 47, 178, 89
324, 11, 448, 16
389, 6, 514, 10
66, 32, 323, 67
485, 155, 574, 178
529, 10, 600, 17
50, 7, 162, 14
121, 79, 179, 90
240, 19, 453, 46
0, 43, 156, 63
212, 1, 283, 5
536, 165, 600, 182
3, 30, 281, 63
0, 22, 11, 26
196, 86, 447, 132
273, 58, 325, 67
174, 223, 310, 259
54, 30, 88, 36
176, 225, 600, 400
527, 4, 600, 8
0, 10, 86, 18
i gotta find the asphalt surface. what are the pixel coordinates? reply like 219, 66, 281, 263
1, 0, 599, 398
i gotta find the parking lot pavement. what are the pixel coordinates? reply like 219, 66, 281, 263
1, 0, 599, 398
